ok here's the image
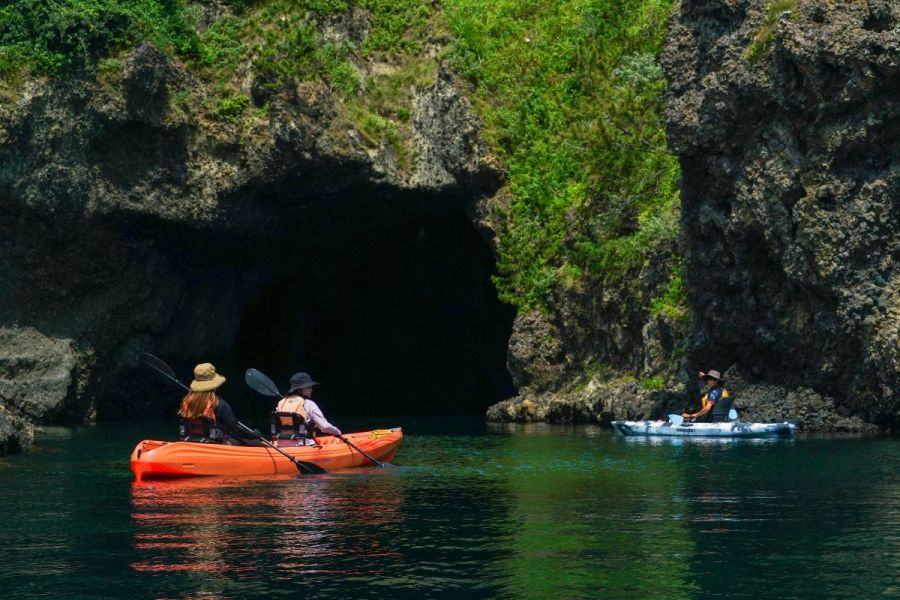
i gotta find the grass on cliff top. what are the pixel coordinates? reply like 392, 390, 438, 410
444, 0, 681, 310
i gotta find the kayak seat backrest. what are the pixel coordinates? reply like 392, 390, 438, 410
271, 412, 306, 440
179, 417, 224, 443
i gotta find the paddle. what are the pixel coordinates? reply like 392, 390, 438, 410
138, 353, 326, 475
245, 368, 391, 468
669, 408, 739, 426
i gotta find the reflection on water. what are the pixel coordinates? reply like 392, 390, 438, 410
130, 473, 405, 579
0, 418, 897, 599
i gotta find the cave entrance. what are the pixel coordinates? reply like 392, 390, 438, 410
231, 203, 515, 418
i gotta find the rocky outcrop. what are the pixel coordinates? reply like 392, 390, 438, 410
0, 410, 34, 456
664, 0, 900, 429
411, 65, 493, 188
723, 367, 876, 433
486, 240, 689, 423
0, 327, 89, 422
486, 377, 681, 425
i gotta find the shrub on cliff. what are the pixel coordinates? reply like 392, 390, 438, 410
0, 0, 197, 76
445, 0, 680, 310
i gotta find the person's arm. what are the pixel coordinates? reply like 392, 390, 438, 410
684, 403, 713, 420
215, 399, 258, 439
304, 400, 341, 436
683, 389, 719, 420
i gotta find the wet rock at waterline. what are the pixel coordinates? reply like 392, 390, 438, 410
0, 327, 89, 423
664, 0, 900, 428
0, 411, 34, 456
486, 377, 687, 425
723, 368, 876, 433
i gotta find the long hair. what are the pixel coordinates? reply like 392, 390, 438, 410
178, 391, 219, 419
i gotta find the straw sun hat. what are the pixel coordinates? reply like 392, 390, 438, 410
190, 362, 226, 392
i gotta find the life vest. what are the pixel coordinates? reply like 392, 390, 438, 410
710, 388, 733, 422
178, 395, 225, 442
276, 396, 317, 431
179, 416, 225, 442
270, 411, 309, 442
699, 387, 733, 423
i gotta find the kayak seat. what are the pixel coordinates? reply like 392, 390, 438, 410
178, 417, 225, 443
271, 412, 308, 440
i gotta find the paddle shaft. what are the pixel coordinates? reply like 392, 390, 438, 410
235, 420, 325, 475
139, 354, 324, 475
335, 433, 387, 468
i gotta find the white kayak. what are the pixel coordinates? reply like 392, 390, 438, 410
612, 420, 797, 438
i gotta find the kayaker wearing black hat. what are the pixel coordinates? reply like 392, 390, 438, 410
681, 369, 733, 423
177, 362, 262, 445
275, 372, 341, 441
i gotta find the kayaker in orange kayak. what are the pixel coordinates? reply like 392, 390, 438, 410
178, 362, 262, 446
274, 372, 341, 444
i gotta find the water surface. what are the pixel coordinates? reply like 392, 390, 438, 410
1, 417, 897, 598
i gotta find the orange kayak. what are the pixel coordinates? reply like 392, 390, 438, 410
130, 428, 403, 479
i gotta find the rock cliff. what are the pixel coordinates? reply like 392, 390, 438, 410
665, 0, 900, 428
0, 32, 506, 446
3, 0, 897, 455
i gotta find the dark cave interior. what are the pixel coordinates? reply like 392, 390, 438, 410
220, 202, 516, 418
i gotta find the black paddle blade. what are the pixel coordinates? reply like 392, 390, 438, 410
139, 353, 190, 392
296, 460, 328, 475
139, 353, 176, 378
245, 368, 283, 398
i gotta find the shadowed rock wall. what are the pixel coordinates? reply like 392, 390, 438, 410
665, 0, 900, 427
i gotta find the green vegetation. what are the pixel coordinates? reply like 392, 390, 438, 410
746, 0, 798, 60
213, 93, 250, 122
0, 0, 197, 77
357, 0, 432, 57
445, 0, 680, 310
1, 0, 684, 319
640, 376, 665, 390
650, 266, 687, 320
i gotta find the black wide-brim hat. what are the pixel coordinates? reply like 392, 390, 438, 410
287, 372, 319, 394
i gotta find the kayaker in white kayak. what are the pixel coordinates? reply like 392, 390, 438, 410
681, 369, 733, 423
274, 372, 341, 444
177, 362, 263, 445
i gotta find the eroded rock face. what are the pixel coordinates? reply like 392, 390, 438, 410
0, 327, 87, 422
665, 0, 900, 427
411, 65, 492, 188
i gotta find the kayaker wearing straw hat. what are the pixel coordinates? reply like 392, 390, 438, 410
177, 362, 262, 446
275, 372, 341, 442
681, 369, 733, 423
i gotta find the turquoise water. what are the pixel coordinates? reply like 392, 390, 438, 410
1, 417, 898, 599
